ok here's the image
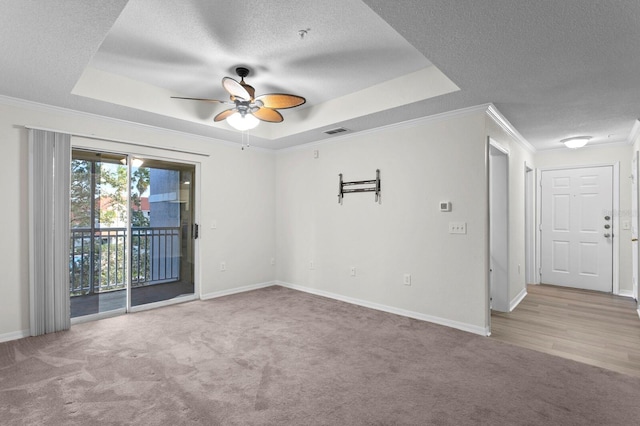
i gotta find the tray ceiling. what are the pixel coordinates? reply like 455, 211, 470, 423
1, 0, 639, 150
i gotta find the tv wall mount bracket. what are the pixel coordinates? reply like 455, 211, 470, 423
338, 169, 381, 204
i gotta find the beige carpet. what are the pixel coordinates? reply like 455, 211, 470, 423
1, 286, 639, 425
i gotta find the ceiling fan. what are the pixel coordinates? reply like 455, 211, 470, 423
171, 67, 306, 131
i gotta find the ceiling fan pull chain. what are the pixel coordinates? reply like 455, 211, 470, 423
241, 131, 251, 150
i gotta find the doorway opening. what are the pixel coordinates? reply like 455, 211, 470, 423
489, 139, 509, 313
69, 149, 197, 320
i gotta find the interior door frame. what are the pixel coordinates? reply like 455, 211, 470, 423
633, 151, 640, 314
70, 138, 202, 322
524, 163, 538, 285
536, 162, 620, 295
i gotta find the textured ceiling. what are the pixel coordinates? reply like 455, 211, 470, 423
70, 0, 455, 146
1, 0, 639, 151
89, 0, 431, 107
363, 0, 640, 150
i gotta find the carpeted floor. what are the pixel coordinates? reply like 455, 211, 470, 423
1, 286, 639, 425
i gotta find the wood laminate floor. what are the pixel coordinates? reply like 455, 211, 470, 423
491, 284, 640, 378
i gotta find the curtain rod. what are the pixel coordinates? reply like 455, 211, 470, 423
23, 125, 211, 158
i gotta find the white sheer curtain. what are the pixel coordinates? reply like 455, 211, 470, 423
28, 129, 71, 335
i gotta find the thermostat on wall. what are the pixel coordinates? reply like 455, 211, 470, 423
440, 201, 452, 212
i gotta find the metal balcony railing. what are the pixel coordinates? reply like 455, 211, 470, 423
70, 226, 181, 296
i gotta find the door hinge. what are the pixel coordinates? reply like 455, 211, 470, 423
193, 223, 199, 239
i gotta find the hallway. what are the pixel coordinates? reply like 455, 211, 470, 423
491, 284, 640, 377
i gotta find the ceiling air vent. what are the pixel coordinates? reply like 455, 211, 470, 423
324, 127, 349, 135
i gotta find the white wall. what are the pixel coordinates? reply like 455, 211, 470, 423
0, 98, 276, 340
275, 111, 490, 334
535, 144, 633, 294
0, 98, 535, 339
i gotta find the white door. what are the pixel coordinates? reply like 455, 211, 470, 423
540, 166, 613, 292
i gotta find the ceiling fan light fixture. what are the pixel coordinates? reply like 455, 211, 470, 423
227, 112, 259, 131
561, 136, 591, 149
173, 67, 305, 131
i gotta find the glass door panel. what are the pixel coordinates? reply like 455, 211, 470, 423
130, 157, 195, 307
70, 149, 128, 318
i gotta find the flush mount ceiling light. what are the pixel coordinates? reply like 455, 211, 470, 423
172, 67, 306, 131
561, 136, 592, 149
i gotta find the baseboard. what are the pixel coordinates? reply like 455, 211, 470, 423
276, 281, 489, 336
0, 329, 30, 343
617, 289, 635, 299
509, 287, 528, 312
200, 281, 276, 301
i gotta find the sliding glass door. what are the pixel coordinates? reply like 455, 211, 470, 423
70, 149, 196, 319
70, 150, 128, 317
130, 157, 195, 307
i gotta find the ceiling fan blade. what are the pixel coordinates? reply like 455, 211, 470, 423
171, 96, 232, 104
252, 107, 284, 123
214, 108, 237, 122
222, 77, 251, 100
255, 94, 306, 109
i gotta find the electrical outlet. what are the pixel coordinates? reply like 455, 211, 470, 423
220, 261, 226, 272
350, 267, 356, 277
309, 261, 315, 270
448, 222, 467, 234
403, 273, 411, 286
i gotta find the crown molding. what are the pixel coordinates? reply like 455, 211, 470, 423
486, 104, 536, 153
0, 94, 274, 153
279, 103, 492, 153
626, 119, 640, 145
1, 93, 535, 155
280, 103, 535, 154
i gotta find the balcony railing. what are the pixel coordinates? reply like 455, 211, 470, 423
70, 226, 181, 296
